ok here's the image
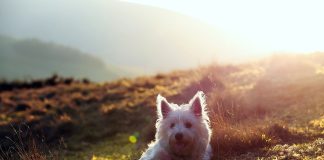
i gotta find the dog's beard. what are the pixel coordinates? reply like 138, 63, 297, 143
168, 136, 193, 156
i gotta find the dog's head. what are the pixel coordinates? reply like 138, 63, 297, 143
155, 91, 211, 157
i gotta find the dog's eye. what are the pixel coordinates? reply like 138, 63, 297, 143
170, 123, 175, 128
185, 122, 192, 128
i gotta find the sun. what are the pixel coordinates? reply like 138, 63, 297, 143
125, 0, 324, 54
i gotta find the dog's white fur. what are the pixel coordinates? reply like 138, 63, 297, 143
140, 91, 212, 160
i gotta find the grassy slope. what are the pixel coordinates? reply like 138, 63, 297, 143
0, 53, 324, 160
0, 35, 131, 82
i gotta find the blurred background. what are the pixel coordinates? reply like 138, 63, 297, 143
1, 0, 324, 81
1, 1, 324, 160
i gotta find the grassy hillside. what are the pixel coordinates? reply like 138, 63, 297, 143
0, 53, 323, 159
0, 35, 132, 81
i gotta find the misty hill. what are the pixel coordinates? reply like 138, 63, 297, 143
0, 35, 132, 81
0, 0, 245, 72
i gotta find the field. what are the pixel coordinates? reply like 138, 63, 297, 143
0, 53, 324, 160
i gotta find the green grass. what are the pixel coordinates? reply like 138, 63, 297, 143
64, 134, 141, 160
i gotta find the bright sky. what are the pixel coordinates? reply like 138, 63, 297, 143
125, 0, 324, 54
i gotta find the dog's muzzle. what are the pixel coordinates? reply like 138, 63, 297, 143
169, 132, 193, 156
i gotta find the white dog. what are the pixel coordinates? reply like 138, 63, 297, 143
140, 91, 212, 160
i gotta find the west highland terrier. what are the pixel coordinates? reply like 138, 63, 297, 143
140, 91, 212, 160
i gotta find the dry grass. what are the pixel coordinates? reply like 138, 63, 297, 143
0, 124, 65, 160
1, 53, 324, 159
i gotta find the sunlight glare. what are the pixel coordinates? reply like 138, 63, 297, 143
125, 0, 324, 54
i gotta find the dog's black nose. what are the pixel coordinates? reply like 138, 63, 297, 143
175, 133, 183, 140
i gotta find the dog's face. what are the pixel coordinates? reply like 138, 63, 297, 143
162, 108, 198, 155
155, 91, 211, 157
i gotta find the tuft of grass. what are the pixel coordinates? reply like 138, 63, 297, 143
0, 125, 64, 160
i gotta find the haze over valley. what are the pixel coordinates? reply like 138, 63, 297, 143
1, 0, 323, 81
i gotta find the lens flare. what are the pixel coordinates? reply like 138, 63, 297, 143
129, 135, 137, 143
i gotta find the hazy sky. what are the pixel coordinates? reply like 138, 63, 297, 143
126, 0, 324, 54
2, 0, 324, 72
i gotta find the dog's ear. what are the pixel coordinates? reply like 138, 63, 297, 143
157, 94, 171, 119
189, 91, 206, 117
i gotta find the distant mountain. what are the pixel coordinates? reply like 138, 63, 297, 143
0, 0, 244, 72
0, 35, 133, 81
